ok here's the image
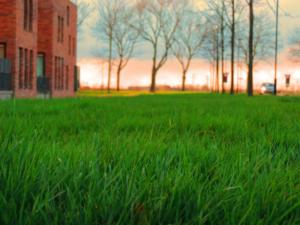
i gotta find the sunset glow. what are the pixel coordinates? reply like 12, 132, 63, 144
77, 0, 300, 92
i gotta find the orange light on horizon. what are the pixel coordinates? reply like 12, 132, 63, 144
78, 57, 300, 91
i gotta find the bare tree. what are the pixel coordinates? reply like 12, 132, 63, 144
239, 14, 274, 67
223, 0, 245, 94
289, 28, 300, 60
113, 6, 139, 91
94, 0, 122, 93
202, 22, 221, 93
72, 0, 92, 29
274, 0, 279, 95
245, 0, 254, 96
172, 10, 207, 91
133, 0, 182, 92
204, 0, 228, 93
228, 0, 236, 94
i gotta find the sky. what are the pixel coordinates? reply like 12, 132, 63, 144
77, 0, 300, 90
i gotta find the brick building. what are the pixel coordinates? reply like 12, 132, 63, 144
0, 0, 77, 98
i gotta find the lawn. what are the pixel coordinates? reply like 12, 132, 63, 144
0, 94, 300, 225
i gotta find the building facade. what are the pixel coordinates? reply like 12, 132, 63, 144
0, 0, 77, 98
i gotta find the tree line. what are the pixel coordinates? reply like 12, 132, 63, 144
85, 0, 281, 96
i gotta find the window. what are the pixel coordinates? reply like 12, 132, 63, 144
68, 35, 71, 55
65, 65, 69, 90
29, 0, 33, 31
55, 57, 58, 89
29, 50, 33, 88
57, 16, 60, 42
18, 48, 32, 89
19, 48, 24, 89
54, 56, 65, 90
57, 16, 64, 43
24, 49, 28, 88
67, 6, 70, 26
72, 37, 75, 56
23, 0, 33, 31
37, 53, 45, 77
24, 0, 28, 30
60, 58, 65, 90
61, 18, 64, 43
0, 43, 6, 58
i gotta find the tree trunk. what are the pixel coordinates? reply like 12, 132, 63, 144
230, 0, 235, 95
221, 3, 225, 94
107, 35, 112, 93
248, 0, 254, 96
116, 65, 121, 92
150, 47, 157, 93
215, 33, 220, 93
274, 0, 279, 95
150, 69, 157, 93
182, 70, 187, 91
211, 62, 215, 93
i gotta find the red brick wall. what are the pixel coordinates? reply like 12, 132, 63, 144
15, 0, 38, 98
0, 0, 17, 94
38, 0, 77, 98
0, 0, 17, 65
37, 0, 55, 96
0, 0, 77, 98
0, 0, 38, 98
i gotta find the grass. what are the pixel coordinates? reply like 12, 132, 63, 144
0, 93, 300, 225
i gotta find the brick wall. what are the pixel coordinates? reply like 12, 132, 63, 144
15, 0, 38, 98
0, 0, 77, 98
0, 0, 38, 98
0, 0, 17, 94
38, 0, 77, 98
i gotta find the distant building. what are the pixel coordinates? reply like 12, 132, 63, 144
0, 0, 78, 98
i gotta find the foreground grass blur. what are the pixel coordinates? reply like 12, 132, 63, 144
0, 94, 300, 225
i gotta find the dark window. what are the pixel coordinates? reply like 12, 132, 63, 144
68, 35, 71, 55
29, 0, 33, 31
55, 56, 58, 89
57, 16, 64, 43
0, 43, 6, 58
72, 37, 75, 56
19, 48, 24, 89
24, 0, 33, 31
54, 57, 65, 90
24, 49, 28, 88
29, 50, 33, 89
67, 6, 70, 26
61, 18, 64, 43
61, 58, 64, 89
57, 57, 60, 89
65, 65, 69, 90
24, 0, 28, 30
57, 16, 60, 42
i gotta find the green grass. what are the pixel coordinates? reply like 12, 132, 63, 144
0, 94, 300, 225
